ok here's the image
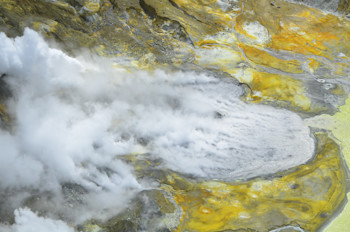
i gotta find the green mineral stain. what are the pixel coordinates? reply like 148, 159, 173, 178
305, 95, 350, 231
325, 95, 350, 231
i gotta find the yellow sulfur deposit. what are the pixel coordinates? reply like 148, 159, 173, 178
241, 45, 303, 74
159, 133, 348, 232
241, 70, 312, 111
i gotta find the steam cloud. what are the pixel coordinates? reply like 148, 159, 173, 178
0, 29, 315, 230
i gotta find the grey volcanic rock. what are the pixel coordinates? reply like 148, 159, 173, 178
77, 189, 182, 232
287, 0, 340, 12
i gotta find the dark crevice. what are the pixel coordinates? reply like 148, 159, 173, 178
0, 74, 12, 100
139, 0, 158, 19
110, 0, 118, 10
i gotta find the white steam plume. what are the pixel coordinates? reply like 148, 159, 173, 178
0, 29, 315, 228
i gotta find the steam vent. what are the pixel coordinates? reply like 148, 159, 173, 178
0, 0, 350, 231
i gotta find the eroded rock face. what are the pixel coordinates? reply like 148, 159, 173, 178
0, 0, 350, 232
1, 0, 350, 116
